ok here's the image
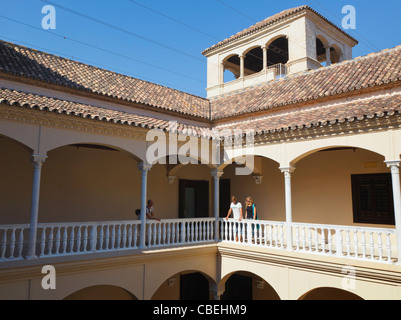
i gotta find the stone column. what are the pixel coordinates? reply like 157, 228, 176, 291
26, 154, 47, 259
262, 46, 268, 71
385, 160, 401, 263
280, 166, 295, 251
138, 162, 152, 249
239, 55, 245, 78
324, 45, 331, 66
212, 169, 224, 241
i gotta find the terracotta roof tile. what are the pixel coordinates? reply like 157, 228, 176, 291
0, 40, 210, 119
0, 87, 212, 137
202, 5, 357, 56
2, 87, 401, 140
210, 46, 401, 119
215, 94, 401, 135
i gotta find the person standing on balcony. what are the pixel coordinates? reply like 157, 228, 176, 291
146, 199, 161, 221
225, 196, 243, 241
245, 196, 258, 243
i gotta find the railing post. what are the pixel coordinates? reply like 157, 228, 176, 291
280, 166, 295, 251
138, 163, 152, 249
211, 169, 224, 242
26, 154, 47, 260
385, 160, 401, 264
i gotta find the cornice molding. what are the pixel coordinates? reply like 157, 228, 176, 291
0, 104, 148, 140
218, 244, 401, 285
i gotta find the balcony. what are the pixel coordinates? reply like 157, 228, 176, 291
206, 63, 288, 98
0, 218, 396, 265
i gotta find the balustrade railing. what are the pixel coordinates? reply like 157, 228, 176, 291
0, 218, 397, 264
292, 223, 396, 263
0, 218, 215, 261
220, 219, 286, 250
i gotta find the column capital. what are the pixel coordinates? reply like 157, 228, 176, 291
138, 162, 152, 172
31, 154, 47, 168
279, 166, 296, 174
211, 168, 224, 178
167, 176, 176, 184
32, 154, 47, 163
385, 160, 401, 168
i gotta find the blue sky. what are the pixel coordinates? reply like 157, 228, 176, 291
0, 0, 400, 97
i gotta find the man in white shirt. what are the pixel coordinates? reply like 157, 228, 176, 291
225, 196, 243, 241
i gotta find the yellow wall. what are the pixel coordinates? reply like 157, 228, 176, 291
222, 149, 393, 228
0, 137, 395, 229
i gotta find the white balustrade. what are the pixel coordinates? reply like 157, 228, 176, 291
145, 218, 215, 247
292, 223, 396, 264
219, 219, 286, 249
0, 218, 397, 265
0, 224, 28, 260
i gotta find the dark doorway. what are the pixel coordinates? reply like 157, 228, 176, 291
351, 173, 395, 225
221, 274, 253, 300
219, 179, 231, 218
180, 272, 210, 300
179, 180, 209, 218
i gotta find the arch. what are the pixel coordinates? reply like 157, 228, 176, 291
298, 287, 363, 300
0, 133, 34, 153
316, 34, 330, 47
46, 141, 144, 162
63, 285, 138, 300
220, 270, 281, 300
265, 36, 289, 67
222, 53, 241, 81
0, 134, 36, 224
243, 46, 264, 75
242, 44, 263, 57
217, 153, 280, 173
288, 145, 388, 167
39, 142, 144, 223
150, 269, 217, 300
264, 34, 289, 48
330, 43, 343, 63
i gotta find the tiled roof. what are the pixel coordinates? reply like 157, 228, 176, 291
0, 40, 210, 119
210, 46, 401, 120
214, 93, 401, 135
202, 5, 358, 56
1, 40, 401, 139
0, 87, 213, 138
2, 86, 400, 141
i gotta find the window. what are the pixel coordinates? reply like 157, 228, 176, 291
351, 173, 395, 225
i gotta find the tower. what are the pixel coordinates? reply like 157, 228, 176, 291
202, 5, 358, 98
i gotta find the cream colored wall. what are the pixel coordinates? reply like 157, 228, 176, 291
148, 163, 213, 219
293, 148, 391, 227
0, 137, 216, 224
219, 244, 401, 300
222, 158, 285, 222
0, 138, 33, 224
0, 245, 218, 300
0, 134, 396, 228
221, 149, 394, 228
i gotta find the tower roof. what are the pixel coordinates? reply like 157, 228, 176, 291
202, 5, 358, 56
